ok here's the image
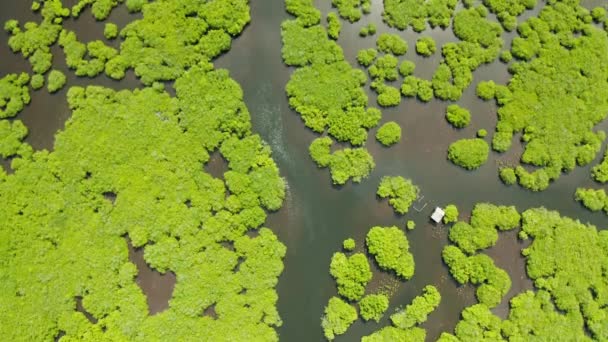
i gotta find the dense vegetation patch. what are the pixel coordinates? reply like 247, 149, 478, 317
366, 226, 415, 279
447, 138, 489, 170
415, 36, 436, 56
382, 0, 457, 32
309, 137, 376, 185
441, 206, 608, 341
482, 0, 608, 191
431, 6, 504, 101
0, 1, 289, 340
359, 294, 389, 322
362, 285, 441, 341
321, 296, 358, 341
329, 252, 372, 301
445, 104, 471, 128
377, 176, 420, 214
376, 33, 408, 55
375, 121, 402, 146
283, 0, 383, 185
575, 187, 608, 213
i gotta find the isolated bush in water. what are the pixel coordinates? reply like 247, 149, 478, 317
445, 104, 471, 128
377, 176, 419, 214
376, 121, 401, 146
448, 138, 489, 170
376, 33, 408, 55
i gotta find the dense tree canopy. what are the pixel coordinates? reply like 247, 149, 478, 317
359, 294, 389, 322
0, 1, 289, 340
329, 252, 372, 301
382, 0, 457, 31
415, 36, 437, 56
321, 297, 358, 341
445, 104, 471, 128
484, 0, 608, 191
366, 226, 415, 279
377, 176, 419, 214
376, 121, 402, 146
447, 138, 490, 170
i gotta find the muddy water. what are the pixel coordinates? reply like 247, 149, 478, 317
2, 0, 608, 341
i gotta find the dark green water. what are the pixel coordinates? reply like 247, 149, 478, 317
1, 0, 607, 341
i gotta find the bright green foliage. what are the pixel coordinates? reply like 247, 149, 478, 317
287, 63, 378, 144
329, 252, 372, 301
47, 69, 66, 93
321, 297, 358, 341
376, 85, 402, 107
326, 12, 341, 40
416, 78, 433, 102
104, 23, 118, 39
363, 326, 426, 342
448, 138, 489, 170
59, 30, 118, 77
310, 138, 375, 184
499, 50, 513, 63
342, 238, 356, 251
445, 206, 608, 340
406, 220, 416, 230
103, 0, 249, 84
285, 0, 321, 26
377, 176, 419, 215
357, 48, 378, 67
443, 204, 458, 224
30, 74, 44, 90
329, 147, 375, 185
382, 0, 458, 31
0, 9, 290, 334
359, 294, 389, 322
400, 76, 419, 97
431, 7, 503, 101
71, 0, 122, 20
443, 247, 511, 307
517, 208, 608, 340
591, 149, 608, 183
126, 0, 147, 12
445, 104, 471, 128
574, 187, 608, 212
443, 203, 519, 307
391, 285, 441, 329
488, 1, 608, 191
376, 121, 401, 146
359, 23, 376, 36
448, 203, 521, 250
0, 120, 32, 159
415, 36, 436, 56
376, 33, 408, 55
449, 304, 504, 341
398, 60, 416, 77
482, 0, 537, 31
476, 80, 496, 100
477, 129, 487, 138
281, 21, 343, 66
0, 73, 31, 118
309, 137, 333, 167
499, 167, 517, 185
369, 54, 399, 81
5, 1, 67, 74
366, 226, 415, 279
592, 7, 606, 23
331, 0, 364, 22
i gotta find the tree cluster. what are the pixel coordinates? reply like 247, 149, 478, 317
447, 138, 489, 170
377, 176, 420, 214
366, 226, 415, 279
